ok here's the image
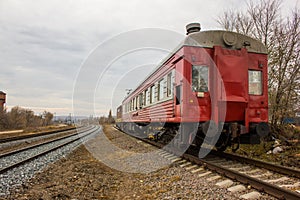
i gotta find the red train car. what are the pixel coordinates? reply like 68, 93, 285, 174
116, 23, 269, 151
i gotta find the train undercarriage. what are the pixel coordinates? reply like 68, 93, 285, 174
116, 121, 269, 152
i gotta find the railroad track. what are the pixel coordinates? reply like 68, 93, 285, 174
0, 125, 94, 161
0, 126, 92, 154
0, 125, 100, 175
114, 126, 300, 200
0, 126, 77, 143
185, 152, 300, 200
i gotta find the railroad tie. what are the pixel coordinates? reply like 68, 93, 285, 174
240, 191, 261, 199
170, 158, 182, 163
159, 151, 170, 156
156, 149, 164, 153
164, 154, 177, 159
175, 159, 186, 164
185, 165, 198, 171
191, 167, 204, 174
215, 179, 234, 188
179, 162, 191, 168
198, 171, 212, 177
227, 185, 246, 193
206, 175, 222, 182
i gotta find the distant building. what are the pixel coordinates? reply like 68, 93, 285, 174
0, 91, 6, 112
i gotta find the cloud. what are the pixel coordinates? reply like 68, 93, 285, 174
0, 0, 297, 116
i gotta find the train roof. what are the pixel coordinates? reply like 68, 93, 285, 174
122, 30, 267, 103
184, 30, 268, 54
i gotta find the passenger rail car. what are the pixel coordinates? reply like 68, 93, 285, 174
116, 23, 269, 151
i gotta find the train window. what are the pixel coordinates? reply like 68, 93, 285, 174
150, 85, 155, 104
132, 99, 134, 110
129, 100, 132, 111
132, 98, 135, 110
192, 66, 208, 92
135, 97, 138, 110
158, 79, 164, 101
139, 93, 143, 108
171, 70, 174, 95
167, 73, 172, 97
146, 89, 150, 105
131, 99, 133, 111
249, 70, 262, 95
144, 90, 147, 106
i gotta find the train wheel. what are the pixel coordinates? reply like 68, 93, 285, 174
215, 133, 230, 151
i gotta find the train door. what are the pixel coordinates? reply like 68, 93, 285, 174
174, 63, 184, 119
213, 46, 248, 123
175, 85, 182, 117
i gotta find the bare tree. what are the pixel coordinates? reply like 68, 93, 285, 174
269, 10, 300, 124
217, 10, 254, 35
218, 0, 300, 126
0, 109, 9, 130
8, 106, 27, 129
42, 111, 54, 126
25, 109, 35, 127
247, 0, 281, 47
0, 106, 55, 130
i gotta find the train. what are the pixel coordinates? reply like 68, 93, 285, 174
116, 23, 269, 152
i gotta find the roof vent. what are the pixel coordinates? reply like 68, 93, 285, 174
186, 23, 201, 35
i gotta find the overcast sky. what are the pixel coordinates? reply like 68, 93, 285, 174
0, 0, 298, 116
